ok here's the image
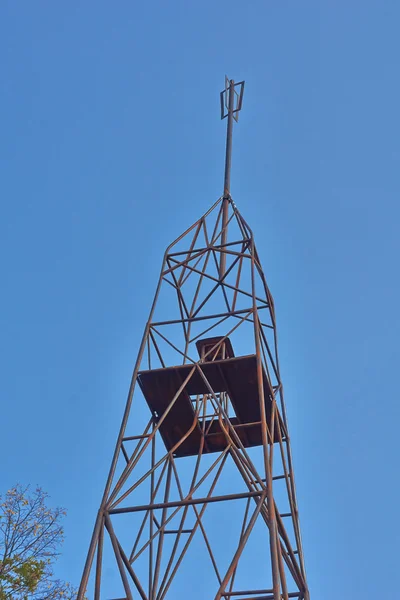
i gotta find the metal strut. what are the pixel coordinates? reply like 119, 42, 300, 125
220, 76, 245, 278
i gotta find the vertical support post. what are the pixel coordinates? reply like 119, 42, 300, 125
149, 421, 156, 599
94, 517, 104, 600
152, 458, 173, 598
250, 238, 281, 600
77, 256, 169, 600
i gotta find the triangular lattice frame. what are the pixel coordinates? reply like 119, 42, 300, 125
78, 197, 310, 600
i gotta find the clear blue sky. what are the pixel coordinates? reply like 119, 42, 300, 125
1, 1, 399, 598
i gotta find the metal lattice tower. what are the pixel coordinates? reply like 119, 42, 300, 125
78, 78, 310, 600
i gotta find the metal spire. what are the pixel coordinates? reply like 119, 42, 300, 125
220, 77, 245, 277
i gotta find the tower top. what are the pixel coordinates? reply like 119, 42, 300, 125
220, 76, 245, 199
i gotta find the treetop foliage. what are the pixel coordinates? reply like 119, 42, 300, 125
0, 485, 76, 600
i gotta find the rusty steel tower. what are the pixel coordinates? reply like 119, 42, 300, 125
78, 78, 310, 600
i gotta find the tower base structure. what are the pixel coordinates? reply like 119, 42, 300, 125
78, 197, 310, 600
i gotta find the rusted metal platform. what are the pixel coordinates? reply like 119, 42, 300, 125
137, 354, 279, 457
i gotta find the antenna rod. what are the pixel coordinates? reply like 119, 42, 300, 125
220, 79, 235, 278
220, 77, 244, 278
223, 79, 235, 199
